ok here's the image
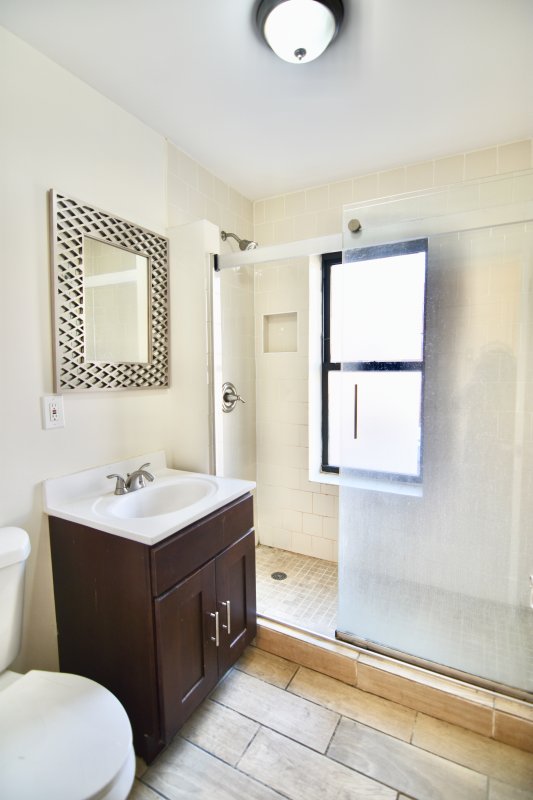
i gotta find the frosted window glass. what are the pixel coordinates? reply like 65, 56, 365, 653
329, 371, 422, 476
330, 251, 426, 362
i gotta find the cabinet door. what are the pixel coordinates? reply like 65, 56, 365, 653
216, 529, 257, 676
154, 561, 219, 741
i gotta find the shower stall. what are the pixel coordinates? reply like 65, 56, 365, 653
214, 170, 533, 700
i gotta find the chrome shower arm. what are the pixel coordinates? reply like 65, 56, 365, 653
221, 231, 239, 245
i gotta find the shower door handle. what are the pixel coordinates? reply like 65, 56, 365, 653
222, 382, 246, 413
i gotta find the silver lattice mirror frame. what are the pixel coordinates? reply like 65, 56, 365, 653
49, 190, 169, 391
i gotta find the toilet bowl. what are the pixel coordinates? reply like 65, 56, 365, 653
0, 527, 135, 800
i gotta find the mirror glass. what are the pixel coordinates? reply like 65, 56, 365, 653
84, 237, 150, 364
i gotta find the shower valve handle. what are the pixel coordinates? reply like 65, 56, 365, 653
222, 382, 245, 412
224, 390, 245, 404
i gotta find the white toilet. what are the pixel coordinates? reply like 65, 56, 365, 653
0, 527, 135, 800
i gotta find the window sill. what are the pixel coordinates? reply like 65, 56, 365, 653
309, 466, 423, 497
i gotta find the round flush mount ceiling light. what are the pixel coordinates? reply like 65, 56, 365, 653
257, 0, 344, 64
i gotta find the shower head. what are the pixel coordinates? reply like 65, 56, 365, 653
221, 230, 258, 251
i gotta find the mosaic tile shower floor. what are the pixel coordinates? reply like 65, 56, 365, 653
255, 544, 338, 637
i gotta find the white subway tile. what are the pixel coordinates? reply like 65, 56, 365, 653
214, 177, 229, 206
255, 264, 279, 294
405, 161, 434, 191
188, 187, 207, 219
167, 203, 191, 227
279, 378, 308, 403
465, 147, 498, 180
254, 221, 276, 247
264, 195, 286, 222
329, 179, 354, 207
498, 140, 532, 173
272, 528, 294, 550
434, 154, 465, 186
306, 185, 330, 213
285, 190, 307, 217
353, 172, 378, 201
322, 516, 339, 540
291, 532, 314, 556
178, 151, 199, 188
302, 512, 323, 536
293, 212, 318, 239
299, 470, 318, 493
254, 199, 265, 224
286, 488, 313, 514
316, 208, 342, 236
282, 445, 309, 470
310, 536, 336, 561
378, 167, 406, 197
312, 492, 338, 518
198, 165, 214, 198
282, 509, 302, 532
167, 172, 189, 210
257, 525, 277, 548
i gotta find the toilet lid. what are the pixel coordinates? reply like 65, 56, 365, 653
0, 670, 133, 800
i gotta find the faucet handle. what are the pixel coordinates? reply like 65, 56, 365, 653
132, 463, 154, 483
125, 463, 155, 491
107, 473, 127, 495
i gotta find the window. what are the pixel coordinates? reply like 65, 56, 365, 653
322, 239, 428, 482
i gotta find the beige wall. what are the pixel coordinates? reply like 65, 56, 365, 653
252, 140, 533, 562
0, 27, 167, 671
0, 27, 254, 673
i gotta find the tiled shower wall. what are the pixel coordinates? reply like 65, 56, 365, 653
255, 256, 340, 561
252, 139, 533, 562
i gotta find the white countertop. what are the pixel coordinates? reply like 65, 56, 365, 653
43, 451, 255, 545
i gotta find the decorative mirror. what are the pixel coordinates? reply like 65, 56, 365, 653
49, 190, 169, 391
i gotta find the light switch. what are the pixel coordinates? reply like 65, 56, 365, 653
41, 395, 65, 429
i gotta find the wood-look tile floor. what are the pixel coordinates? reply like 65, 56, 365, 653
128, 646, 533, 800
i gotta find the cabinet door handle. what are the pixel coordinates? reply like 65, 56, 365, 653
210, 611, 219, 647
221, 600, 231, 635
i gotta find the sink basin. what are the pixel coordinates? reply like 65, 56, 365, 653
44, 454, 255, 544
94, 477, 217, 519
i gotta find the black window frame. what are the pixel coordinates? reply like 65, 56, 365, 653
321, 238, 428, 483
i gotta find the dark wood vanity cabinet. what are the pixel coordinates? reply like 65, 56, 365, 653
155, 528, 255, 741
49, 494, 256, 763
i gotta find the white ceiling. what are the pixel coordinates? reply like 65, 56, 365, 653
1, 0, 532, 200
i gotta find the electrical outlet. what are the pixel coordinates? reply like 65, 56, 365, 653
41, 395, 65, 429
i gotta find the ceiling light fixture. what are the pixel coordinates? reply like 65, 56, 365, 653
257, 0, 344, 64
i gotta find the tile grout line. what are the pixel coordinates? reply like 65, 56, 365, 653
232, 660, 528, 791
179, 732, 291, 800
137, 775, 172, 800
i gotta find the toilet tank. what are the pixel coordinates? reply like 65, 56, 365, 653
0, 528, 31, 671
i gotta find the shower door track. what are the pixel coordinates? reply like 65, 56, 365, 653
336, 629, 533, 704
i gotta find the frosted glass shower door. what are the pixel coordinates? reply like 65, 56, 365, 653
337, 192, 533, 695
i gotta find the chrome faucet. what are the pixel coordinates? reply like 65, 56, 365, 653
107, 463, 154, 495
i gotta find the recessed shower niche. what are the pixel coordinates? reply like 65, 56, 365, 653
263, 312, 298, 353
